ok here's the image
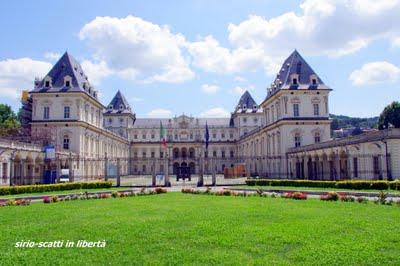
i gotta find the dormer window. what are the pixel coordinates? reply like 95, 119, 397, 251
44, 76, 52, 88
108, 105, 113, 110
83, 82, 87, 90
64, 75, 72, 87
310, 74, 318, 85
242, 104, 247, 110
119, 104, 124, 110
290, 74, 299, 86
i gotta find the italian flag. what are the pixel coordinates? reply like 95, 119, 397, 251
160, 121, 167, 148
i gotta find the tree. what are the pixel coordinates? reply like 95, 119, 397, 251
352, 127, 363, 135
0, 104, 20, 129
378, 101, 400, 130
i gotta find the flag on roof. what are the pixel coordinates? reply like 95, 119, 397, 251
160, 121, 167, 148
205, 122, 210, 149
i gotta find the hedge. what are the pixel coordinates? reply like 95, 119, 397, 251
245, 179, 400, 191
0, 181, 112, 196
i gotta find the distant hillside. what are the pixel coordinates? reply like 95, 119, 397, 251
329, 114, 379, 130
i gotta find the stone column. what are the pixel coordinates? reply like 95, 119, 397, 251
116, 158, 121, 187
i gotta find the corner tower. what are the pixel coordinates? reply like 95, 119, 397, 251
104, 90, 136, 139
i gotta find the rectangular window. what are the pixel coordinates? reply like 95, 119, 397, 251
160, 151, 164, 158
142, 152, 146, 158
221, 151, 225, 158
353, 157, 358, 178
294, 135, 301, 147
43, 106, 50, 119
293, 104, 299, 117
314, 133, 321, 143
63, 137, 69, 150
151, 151, 155, 158
65, 80, 70, 87
313, 104, 319, 116
64, 106, 70, 119
213, 151, 217, 157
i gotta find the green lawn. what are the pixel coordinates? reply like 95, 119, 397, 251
1, 193, 399, 265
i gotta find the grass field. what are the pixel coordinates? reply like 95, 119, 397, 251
1, 193, 399, 265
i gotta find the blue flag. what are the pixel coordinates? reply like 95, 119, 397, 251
205, 122, 209, 149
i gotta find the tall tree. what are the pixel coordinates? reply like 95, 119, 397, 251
378, 101, 400, 130
0, 104, 20, 129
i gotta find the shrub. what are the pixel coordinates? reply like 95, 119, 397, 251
181, 188, 194, 194
320, 192, 339, 201
377, 191, 388, 204
154, 187, 167, 194
282, 192, 307, 200
338, 193, 353, 202
6, 199, 16, 206
51, 196, 59, 203
43, 196, 51, 204
0, 181, 112, 196
100, 193, 110, 199
15, 199, 31, 206
356, 197, 367, 203
111, 191, 119, 198
245, 179, 397, 191
255, 188, 264, 196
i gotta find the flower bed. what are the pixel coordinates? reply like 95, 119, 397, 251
0, 188, 167, 208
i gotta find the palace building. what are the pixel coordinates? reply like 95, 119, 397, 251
0, 50, 398, 186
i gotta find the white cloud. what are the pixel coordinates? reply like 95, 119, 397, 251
199, 107, 230, 118
227, 0, 400, 59
234, 76, 246, 82
349, 61, 400, 86
81, 60, 113, 86
392, 37, 400, 48
0, 58, 51, 99
201, 84, 220, 94
186, 0, 400, 76
44, 52, 61, 61
130, 97, 144, 102
187, 35, 268, 74
79, 15, 194, 83
147, 108, 172, 118
230, 86, 247, 95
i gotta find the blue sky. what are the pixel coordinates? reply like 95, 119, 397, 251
0, 0, 399, 118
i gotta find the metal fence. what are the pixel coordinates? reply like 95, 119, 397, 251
1, 153, 393, 187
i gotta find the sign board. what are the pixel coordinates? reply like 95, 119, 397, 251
44, 145, 55, 160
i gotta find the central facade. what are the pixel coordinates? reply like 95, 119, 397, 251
27, 50, 332, 180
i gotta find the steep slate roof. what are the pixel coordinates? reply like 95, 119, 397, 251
105, 90, 134, 114
270, 50, 324, 91
31, 51, 98, 100
237, 91, 257, 108
234, 90, 260, 113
